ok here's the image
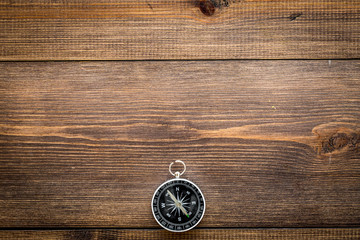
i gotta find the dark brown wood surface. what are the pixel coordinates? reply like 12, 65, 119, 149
1, 0, 359, 60
1, 0, 360, 238
0, 228, 360, 240
1, 61, 359, 230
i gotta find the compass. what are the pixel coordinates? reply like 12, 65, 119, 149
151, 161, 205, 232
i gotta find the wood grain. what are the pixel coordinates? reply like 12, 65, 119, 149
0, 228, 359, 240
0, 61, 359, 228
1, 0, 359, 60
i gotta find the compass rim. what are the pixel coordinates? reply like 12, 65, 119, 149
151, 178, 206, 233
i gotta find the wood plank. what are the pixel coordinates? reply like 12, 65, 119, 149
0, 228, 359, 240
1, 0, 359, 60
0, 60, 359, 228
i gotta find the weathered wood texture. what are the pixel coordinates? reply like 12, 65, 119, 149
0, 61, 359, 228
0, 0, 359, 60
0, 228, 359, 240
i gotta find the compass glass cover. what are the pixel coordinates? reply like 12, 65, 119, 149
152, 179, 205, 232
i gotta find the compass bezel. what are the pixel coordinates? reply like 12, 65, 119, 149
151, 178, 206, 232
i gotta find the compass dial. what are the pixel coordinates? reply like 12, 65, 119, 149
152, 178, 205, 232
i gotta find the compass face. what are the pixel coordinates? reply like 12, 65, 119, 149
151, 178, 205, 232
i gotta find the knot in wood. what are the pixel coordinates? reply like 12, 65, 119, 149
199, 0, 216, 16
322, 131, 359, 154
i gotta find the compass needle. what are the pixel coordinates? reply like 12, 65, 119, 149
167, 190, 178, 204
179, 205, 190, 218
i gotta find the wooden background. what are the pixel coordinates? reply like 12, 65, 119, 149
0, 0, 359, 239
